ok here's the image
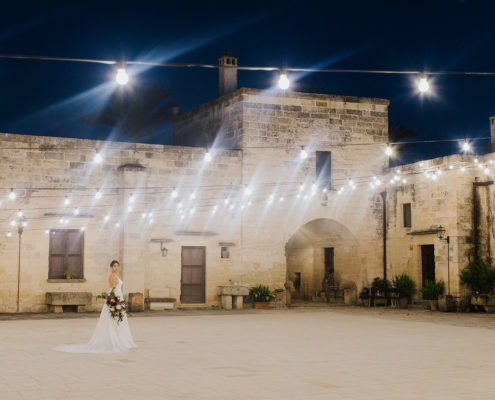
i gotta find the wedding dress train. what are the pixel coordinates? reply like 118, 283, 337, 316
53, 277, 137, 354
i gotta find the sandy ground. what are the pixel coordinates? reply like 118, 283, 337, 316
1, 307, 494, 400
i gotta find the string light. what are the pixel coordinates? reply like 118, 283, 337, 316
9, 189, 16, 200
95, 190, 102, 200
418, 74, 430, 93
385, 145, 393, 156
128, 194, 135, 203
6, 231, 12, 238
73, 208, 79, 215
94, 152, 103, 164
278, 72, 290, 90
17, 210, 23, 217
64, 196, 70, 205
462, 141, 471, 152
204, 151, 212, 162
44, 229, 50, 234
300, 148, 308, 160
171, 188, 178, 198
115, 68, 129, 85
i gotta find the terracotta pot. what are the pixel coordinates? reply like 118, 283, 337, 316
398, 297, 409, 309
429, 300, 439, 311
255, 302, 270, 309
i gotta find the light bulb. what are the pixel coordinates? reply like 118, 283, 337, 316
244, 187, 252, 196
17, 210, 23, 217
74, 208, 80, 215
44, 229, 50, 235
204, 152, 212, 162
9, 189, 16, 200
129, 194, 135, 203
300, 149, 308, 160
190, 192, 196, 200
6, 231, 12, 238
95, 190, 102, 200
171, 189, 178, 198
115, 68, 129, 85
278, 73, 290, 90
115, 222, 120, 228
104, 215, 110, 222
142, 213, 147, 218
80, 227, 85, 232
385, 146, 393, 156
94, 152, 103, 164
418, 76, 430, 93
462, 141, 471, 152
64, 196, 70, 206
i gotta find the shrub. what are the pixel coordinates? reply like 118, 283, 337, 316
459, 259, 495, 294
249, 285, 275, 303
359, 287, 370, 299
421, 279, 445, 300
392, 273, 416, 298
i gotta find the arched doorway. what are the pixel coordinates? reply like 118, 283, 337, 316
285, 218, 359, 300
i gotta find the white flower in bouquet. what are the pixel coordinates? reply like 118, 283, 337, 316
116, 305, 121, 310
111, 307, 116, 311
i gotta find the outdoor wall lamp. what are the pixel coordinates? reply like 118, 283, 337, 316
151, 238, 172, 257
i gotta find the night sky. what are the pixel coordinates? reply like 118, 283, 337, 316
1, 0, 495, 164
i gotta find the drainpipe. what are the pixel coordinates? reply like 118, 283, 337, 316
380, 191, 387, 281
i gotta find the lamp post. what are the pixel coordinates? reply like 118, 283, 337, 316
15, 216, 27, 313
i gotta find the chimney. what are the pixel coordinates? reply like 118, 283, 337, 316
491, 116, 495, 152
218, 52, 238, 96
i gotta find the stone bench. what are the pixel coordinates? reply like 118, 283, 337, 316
146, 290, 176, 310
46, 292, 92, 313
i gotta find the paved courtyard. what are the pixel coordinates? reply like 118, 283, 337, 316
1, 308, 494, 399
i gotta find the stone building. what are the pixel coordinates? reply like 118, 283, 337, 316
0, 54, 491, 312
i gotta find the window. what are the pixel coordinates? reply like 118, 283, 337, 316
221, 246, 230, 259
324, 247, 334, 276
49, 229, 84, 279
403, 203, 412, 228
316, 151, 331, 188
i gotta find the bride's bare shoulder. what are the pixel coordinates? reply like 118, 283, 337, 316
108, 274, 119, 287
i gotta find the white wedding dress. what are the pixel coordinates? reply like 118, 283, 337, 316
53, 277, 137, 354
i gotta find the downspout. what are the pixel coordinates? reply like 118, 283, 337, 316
380, 191, 387, 281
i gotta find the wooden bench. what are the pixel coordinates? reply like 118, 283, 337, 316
370, 288, 400, 307
46, 292, 92, 313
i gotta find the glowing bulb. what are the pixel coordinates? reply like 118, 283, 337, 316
418, 76, 430, 93
10, 220, 16, 226
247, 201, 252, 206
142, 213, 147, 218
311, 183, 317, 192
300, 149, 308, 160
485, 168, 490, 175
278, 73, 290, 90
224, 199, 230, 205
385, 146, 393, 156
212, 206, 218, 213
204, 152, 212, 162
190, 192, 196, 200
95, 190, 102, 200
244, 187, 252, 196
474, 159, 479, 164
279, 196, 284, 202
94, 152, 103, 163
449, 165, 453, 170
80, 227, 85, 232
6, 231, 12, 238
44, 229, 50, 235
104, 215, 110, 222
64, 196, 70, 206
461, 166, 466, 172
59, 218, 64, 224
127, 205, 133, 212
74, 208, 80, 216
64, 219, 69, 225
115, 222, 120, 228
171, 189, 178, 198
17, 210, 23, 217
22, 221, 27, 228
177, 202, 182, 209
115, 68, 129, 85
462, 141, 471, 152
129, 194, 135, 203
9, 189, 16, 200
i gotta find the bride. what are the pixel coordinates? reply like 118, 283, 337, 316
53, 260, 137, 354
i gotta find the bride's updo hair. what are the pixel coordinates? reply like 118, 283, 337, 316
110, 260, 120, 267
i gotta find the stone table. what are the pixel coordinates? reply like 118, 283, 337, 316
218, 285, 249, 310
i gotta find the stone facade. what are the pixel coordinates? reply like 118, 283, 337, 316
1, 86, 487, 313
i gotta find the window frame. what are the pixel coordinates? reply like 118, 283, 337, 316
403, 203, 412, 228
48, 229, 84, 279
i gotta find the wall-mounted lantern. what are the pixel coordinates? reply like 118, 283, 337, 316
151, 238, 173, 257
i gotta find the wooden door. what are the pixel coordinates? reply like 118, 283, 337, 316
181, 246, 205, 303
49, 229, 84, 279
421, 244, 435, 287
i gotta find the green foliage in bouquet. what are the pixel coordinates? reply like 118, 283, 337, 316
96, 289, 127, 325
249, 285, 275, 303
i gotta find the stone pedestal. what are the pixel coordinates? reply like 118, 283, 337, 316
233, 295, 244, 309
221, 295, 233, 310
128, 292, 144, 312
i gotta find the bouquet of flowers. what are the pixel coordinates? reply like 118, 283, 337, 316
96, 289, 127, 325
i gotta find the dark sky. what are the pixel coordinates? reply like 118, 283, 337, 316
1, 0, 495, 164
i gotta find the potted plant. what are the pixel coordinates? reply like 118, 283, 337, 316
460, 258, 495, 312
64, 270, 73, 280
371, 277, 390, 296
359, 287, 370, 307
421, 279, 445, 311
392, 273, 416, 308
249, 285, 275, 309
